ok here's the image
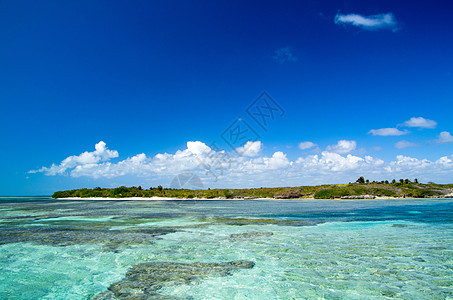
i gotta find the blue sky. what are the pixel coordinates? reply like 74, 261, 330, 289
1, 0, 452, 195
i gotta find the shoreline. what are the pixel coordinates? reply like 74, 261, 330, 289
55, 197, 273, 201
54, 196, 452, 201
51, 183, 453, 201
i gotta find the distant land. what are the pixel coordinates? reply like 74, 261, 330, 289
53, 178, 453, 200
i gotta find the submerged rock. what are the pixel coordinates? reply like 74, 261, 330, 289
95, 260, 255, 299
229, 231, 273, 239
391, 224, 409, 228
0, 226, 177, 251
209, 217, 320, 227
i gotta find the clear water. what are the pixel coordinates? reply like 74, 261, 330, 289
0, 197, 452, 299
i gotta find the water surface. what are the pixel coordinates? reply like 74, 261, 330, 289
0, 197, 452, 299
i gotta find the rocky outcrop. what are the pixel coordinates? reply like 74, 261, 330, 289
230, 231, 273, 239
274, 190, 303, 199
95, 260, 255, 299
0, 226, 177, 251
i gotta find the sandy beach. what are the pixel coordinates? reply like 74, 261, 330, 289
55, 197, 274, 201
54, 196, 422, 201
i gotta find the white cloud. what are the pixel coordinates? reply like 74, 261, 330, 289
402, 117, 437, 129
436, 155, 453, 168
273, 47, 298, 64
28, 141, 118, 176
334, 13, 399, 31
71, 153, 149, 178
383, 154, 453, 180
187, 141, 211, 155
395, 140, 419, 149
240, 151, 291, 171
296, 151, 383, 172
29, 141, 453, 187
435, 131, 453, 144
326, 140, 356, 154
269, 152, 291, 169
369, 128, 409, 136
298, 141, 317, 150
385, 155, 431, 173
236, 141, 262, 157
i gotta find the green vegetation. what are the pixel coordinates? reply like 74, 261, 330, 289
52, 178, 453, 199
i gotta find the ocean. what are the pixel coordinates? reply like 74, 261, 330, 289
0, 197, 452, 299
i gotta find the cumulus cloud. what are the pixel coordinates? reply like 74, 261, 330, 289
326, 140, 356, 154
395, 140, 419, 149
273, 47, 298, 64
240, 151, 291, 172
369, 128, 409, 136
437, 155, 453, 168
402, 117, 437, 129
298, 141, 317, 150
385, 155, 431, 173
71, 153, 149, 178
29, 141, 285, 179
236, 141, 262, 157
383, 154, 453, 179
28, 141, 119, 176
296, 152, 384, 173
334, 13, 399, 31
29, 140, 453, 187
187, 141, 211, 155
435, 131, 453, 144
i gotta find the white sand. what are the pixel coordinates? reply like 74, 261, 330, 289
55, 197, 274, 201
54, 196, 415, 201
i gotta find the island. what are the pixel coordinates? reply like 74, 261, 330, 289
52, 177, 453, 200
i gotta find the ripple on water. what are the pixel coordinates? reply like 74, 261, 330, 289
0, 199, 452, 299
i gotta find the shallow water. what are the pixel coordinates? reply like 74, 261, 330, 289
0, 197, 452, 299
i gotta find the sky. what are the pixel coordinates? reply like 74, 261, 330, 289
1, 0, 452, 195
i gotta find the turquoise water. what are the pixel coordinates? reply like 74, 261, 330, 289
0, 198, 452, 299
